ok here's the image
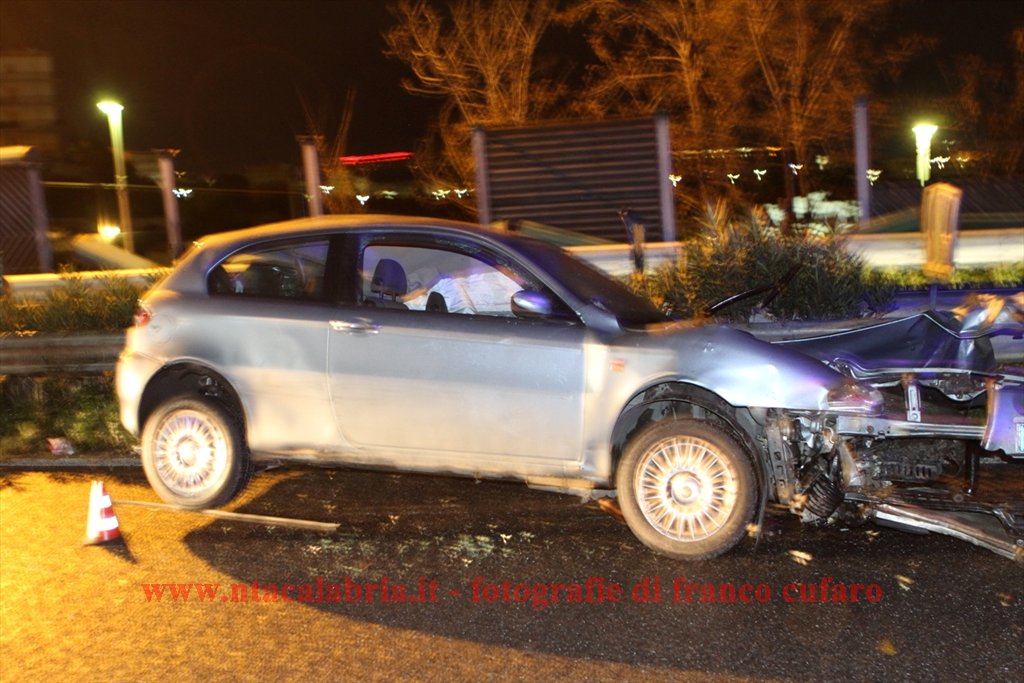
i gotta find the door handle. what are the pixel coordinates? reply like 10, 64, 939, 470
330, 319, 380, 334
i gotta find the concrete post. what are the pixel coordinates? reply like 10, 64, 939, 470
854, 97, 871, 231
297, 136, 324, 217
472, 127, 491, 225
154, 149, 183, 259
655, 113, 676, 242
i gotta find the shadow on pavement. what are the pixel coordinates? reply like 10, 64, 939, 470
168, 465, 1019, 679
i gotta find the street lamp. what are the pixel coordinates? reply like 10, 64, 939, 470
97, 100, 134, 252
912, 122, 938, 187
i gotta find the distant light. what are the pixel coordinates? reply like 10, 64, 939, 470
96, 100, 124, 116
788, 163, 803, 175
931, 155, 949, 169
668, 174, 682, 187
815, 154, 829, 170
172, 188, 193, 199
98, 224, 121, 241
913, 122, 938, 186
378, 190, 398, 199
454, 188, 470, 198
753, 169, 767, 181
866, 169, 882, 186
431, 189, 451, 200
912, 123, 938, 140
726, 173, 740, 184
320, 185, 334, 194
356, 194, 370, 205
339, 151, 414, 166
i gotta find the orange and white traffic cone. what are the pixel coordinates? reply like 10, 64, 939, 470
84, 480, 122, 545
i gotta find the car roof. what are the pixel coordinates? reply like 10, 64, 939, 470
191, 214, 493, 252
161, 214, 526, 295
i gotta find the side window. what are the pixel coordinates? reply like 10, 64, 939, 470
360, 243, 538, 317
209, 240, 330, 301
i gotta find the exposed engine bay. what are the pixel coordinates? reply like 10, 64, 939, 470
764, 293, 1023, 561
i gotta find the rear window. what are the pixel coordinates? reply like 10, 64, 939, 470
208, 240, 330, 301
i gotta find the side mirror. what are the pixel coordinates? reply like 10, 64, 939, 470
511, 290, 553, 319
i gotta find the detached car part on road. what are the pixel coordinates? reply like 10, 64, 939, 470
116, 215, 1024, 561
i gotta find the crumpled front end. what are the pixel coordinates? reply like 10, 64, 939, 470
651, 323, 881, 414
663, 323, 1023, 562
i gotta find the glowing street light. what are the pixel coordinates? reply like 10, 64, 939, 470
97, 224, 121, 242
913, 122, 938, 187
97, 100, 134, 252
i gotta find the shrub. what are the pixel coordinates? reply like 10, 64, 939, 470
631, 201, 892, 322
0, 271, 154, 334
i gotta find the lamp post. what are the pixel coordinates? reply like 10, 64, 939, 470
97, 100, 134, 252
912, 122, 938, 187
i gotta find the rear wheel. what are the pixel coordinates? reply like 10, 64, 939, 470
617, 418, 755, 560
141, 396, 251, 509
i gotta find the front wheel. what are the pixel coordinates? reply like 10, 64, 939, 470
617, 418, 755, 560
141, 396, 251, 509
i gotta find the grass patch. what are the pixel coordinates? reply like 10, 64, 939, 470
866, 262, 1024, 292
0, 374, 133, 458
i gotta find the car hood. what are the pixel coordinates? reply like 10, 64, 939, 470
617, 322, 849, 411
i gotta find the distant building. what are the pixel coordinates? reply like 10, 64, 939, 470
0, 50, 60, 157
0, 145, 54, 274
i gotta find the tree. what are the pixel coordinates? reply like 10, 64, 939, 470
739, 0, 907, 195
301, 89, 362, 214
385, 0, 566, 215
568, 0, 748, 209
575, 0, 918, 223
944, 27, 1024, 176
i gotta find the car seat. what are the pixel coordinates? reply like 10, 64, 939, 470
426, 291, 448, 312
369, 258, 409, 309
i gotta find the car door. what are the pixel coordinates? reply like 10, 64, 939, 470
326, 233, 586, 472
202, 236, 341, 451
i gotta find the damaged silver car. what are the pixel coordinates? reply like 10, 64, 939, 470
115, 215, 1024, 561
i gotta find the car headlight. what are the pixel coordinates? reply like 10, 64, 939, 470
826, 379, 883, 415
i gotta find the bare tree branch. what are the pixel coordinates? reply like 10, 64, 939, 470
386, 0, 566, 211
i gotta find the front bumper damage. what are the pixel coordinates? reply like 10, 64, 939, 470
849, 487, 1024, 563
813, 378, 1023, 562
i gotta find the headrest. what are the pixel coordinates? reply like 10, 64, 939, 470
371, 258, 407, 298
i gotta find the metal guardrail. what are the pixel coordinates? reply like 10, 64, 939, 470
2, 314, 1019, 377
559, 227, 1024, 273
0, 333, 125, 375
2, 227, 1019, 374
846, 228, 1024, 268
3, 326, 846, 376
4, 228, 1021, 298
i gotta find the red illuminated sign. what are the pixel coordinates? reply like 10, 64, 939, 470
339, 152, 414, 165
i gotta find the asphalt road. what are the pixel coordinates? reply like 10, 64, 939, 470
1, 466, 1021, 682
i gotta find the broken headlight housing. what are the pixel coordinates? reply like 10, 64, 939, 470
826, 379, 884, 415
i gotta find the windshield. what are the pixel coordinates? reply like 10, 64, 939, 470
507, 236, 666, 327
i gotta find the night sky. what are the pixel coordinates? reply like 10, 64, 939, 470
1, 0, 431, 172
1, 0, 1020, 175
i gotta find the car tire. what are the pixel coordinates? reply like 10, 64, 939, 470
617, 417, 755, 560
141, 396, 252, 509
